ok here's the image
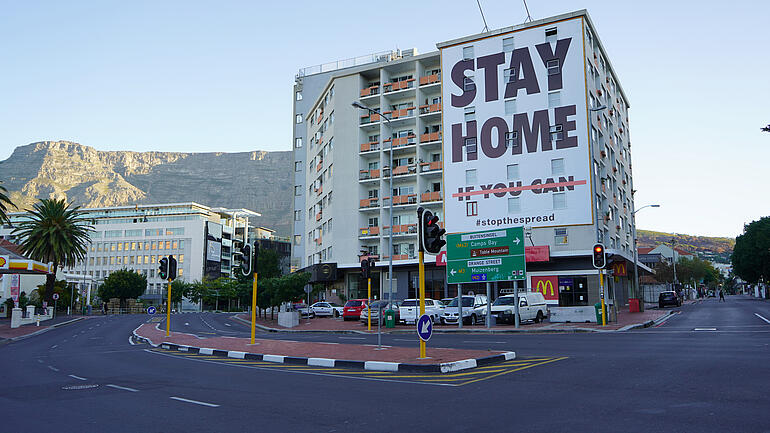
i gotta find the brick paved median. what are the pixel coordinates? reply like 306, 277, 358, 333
135, 323, 504, 364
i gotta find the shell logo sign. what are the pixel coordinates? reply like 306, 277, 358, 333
532, 276, 559, 301
0, 256, 7, 270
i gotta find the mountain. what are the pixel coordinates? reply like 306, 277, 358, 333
0, 141, 293, 236
637, 229, 735, 263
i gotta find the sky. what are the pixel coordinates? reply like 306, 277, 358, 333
1, 0, 768, 238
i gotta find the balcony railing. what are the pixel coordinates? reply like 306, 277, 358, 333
419, 132, 441, 143
419, 161, 443, 172
359, 226, 380, 236
385, 135, 417, 148
359, 141, 380, 152
419, 73, 441, 86
384, 106, 416, 119
316, 161, 323, 172
314, 236, 322, 245
359, 198, 379, 209
383, 194, 417, 206
314, 185, 323, 196
420, 191, 442, 202
315, 212, 322, 221
359, 169, 380, 180
360, 85, 380, 97
383, 79, 415, 93
360, 113, 381, 125
419, 103, 442, 115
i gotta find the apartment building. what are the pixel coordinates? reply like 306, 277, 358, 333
293, 10, 644, 311
1, 203, 259, 311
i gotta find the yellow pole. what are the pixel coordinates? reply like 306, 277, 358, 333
600, 271, 607, 326
166, 278, 171, 336
367, 277, 372, 331
251, 272, 258, 344
418, 250, 426, 359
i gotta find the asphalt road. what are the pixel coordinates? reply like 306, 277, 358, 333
1, 295, 768, 433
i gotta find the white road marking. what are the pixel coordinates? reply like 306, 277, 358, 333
128, 336, 136, 346
170, 397, 219, 407
48, 366, 60, 372
68, 374, 87, 381
50, 345, 58, 349
225, 323, 231, 326
754, 313, 770, 324
394, 338, 414, 342
694, 328, 717, 331
462, 340, 507, 344
106, 384, 139, 392
339, 337, 365, 340
37, 359, 44, 364
185, 322, 189, 326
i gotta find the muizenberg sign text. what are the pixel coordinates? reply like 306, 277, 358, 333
440, 17, 593, 234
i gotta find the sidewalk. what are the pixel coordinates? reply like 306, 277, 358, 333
233, 307, 672, 334
0, 315, 87, 342
133, 322, 514, 373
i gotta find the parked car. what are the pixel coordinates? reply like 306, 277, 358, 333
441, 295, 488, 325
399, 299, 444, 324
658, 291, 682, 308
360, 300, 402, 324
342, 299, 369, 321
440, 298, 454, 307
310, 301, 343, 317
491, 292, 548, 324
292, 303, 314, 318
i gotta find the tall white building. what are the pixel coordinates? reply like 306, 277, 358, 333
293, 10, 644, 311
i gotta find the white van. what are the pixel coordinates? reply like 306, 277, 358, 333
490, 291, 548, 324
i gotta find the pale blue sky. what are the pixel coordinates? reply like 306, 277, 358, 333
1, 0, 768, 238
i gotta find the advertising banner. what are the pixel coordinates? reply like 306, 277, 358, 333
440, 17, 591, 233
10, 273, 20, 307
204, 221, 222, 279
532, 275, 559, 301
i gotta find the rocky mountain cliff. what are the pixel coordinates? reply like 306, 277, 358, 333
0, 141, 293, 236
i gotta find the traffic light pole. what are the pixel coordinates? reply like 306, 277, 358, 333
251, 272, 257, 344
367, 277, 372, 332
599, 270, 606, 326
418, 249, 426, 359
166, 277, 172, 336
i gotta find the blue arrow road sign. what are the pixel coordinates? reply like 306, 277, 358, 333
416, 314, 432, 342
147, 306, 156, 315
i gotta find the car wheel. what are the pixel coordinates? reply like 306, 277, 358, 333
535, 311, 544, 323
471, 314, 477, 325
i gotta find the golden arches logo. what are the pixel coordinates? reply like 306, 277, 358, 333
536, 279, 555, 297
613, 262, 627, 276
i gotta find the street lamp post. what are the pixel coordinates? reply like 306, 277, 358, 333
631, 204, 660, 312
353, 101, 395, 306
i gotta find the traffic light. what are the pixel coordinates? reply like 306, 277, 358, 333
592, 243, 606, 269
158, 256, 169, 280
239, 243, 252, 275
168, 256, 177, 281
361, 258, 370, 279
419, 207, 446, 254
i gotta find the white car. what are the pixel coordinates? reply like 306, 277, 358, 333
491, 292, 548, 324
310, 302, 343, 317
441, 295, 488, 325
399, 299, 444, 324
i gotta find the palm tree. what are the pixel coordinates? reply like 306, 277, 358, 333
0, 181, 16, 223
12, 198, 94, 302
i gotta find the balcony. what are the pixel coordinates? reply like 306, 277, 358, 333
384, 194, 417, 207
314, 236, 322, 245
383, 165, 417, 178
384, 106, 416, 119
419, 73, 441, 86
383, 254, 416, 261
359, 198, 379, 209
419, 161, 442, 173
360, 141, 380, 152
360, 85, 380, 97
385, 135, 417, 149
316, 160, 323, 172
393, 223, 418, 235
419, 131, 441, 143
359, 226, 380, 236
360, 113, 380, 125
315, 211, 322, 221
359, 169, 380, 180
314, 185, 323, 196
419, 103, 442, 115
420, 191, 442, 203
384, 79, 415, 93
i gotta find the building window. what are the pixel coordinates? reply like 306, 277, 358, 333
507, 197, 520, 213
545, 27, 557, 43
463, 76, 475, 92
546, 59, 559, 76
504, 99, 516, 115
503, 67, 516, 83
553, 192, 566, 210
464, 106, 475, 122
462, 46, 474, 60
295, 138, 303, 148
295, 114, 303, 124
465, 169, 477, 184
294, 161, 302, 171
294, 235, 301, 246
505, 131, 517, 149
507, 164, 519, 180
551, 158, 565, 176
465, 137, 477, 155
294, 210, 301, 221
503, 37, 514, 52
550, 124, 563, 142
294, 185, 302, 196
548, 91, 561, 108
296, 92, 302, 101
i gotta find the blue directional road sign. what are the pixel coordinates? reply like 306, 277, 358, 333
416, 314, 433, 342
147, 306, 156, 315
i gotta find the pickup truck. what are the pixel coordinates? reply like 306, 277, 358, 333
490, 292, 548, 324
399, 299, 444, 325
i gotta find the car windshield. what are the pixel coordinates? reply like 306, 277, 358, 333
661, 293, 676, 299
345, 300, 362, 307
493, 297, 516, 306
447, 298, 474, 307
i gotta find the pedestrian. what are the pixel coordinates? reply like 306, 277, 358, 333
719, 289, 725, 302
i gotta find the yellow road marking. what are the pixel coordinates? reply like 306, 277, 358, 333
459, 357, 568, 386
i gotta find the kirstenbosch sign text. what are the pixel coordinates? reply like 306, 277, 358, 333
448, 37, 585, 203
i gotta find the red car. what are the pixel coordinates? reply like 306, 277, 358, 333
342, 299, 369, 321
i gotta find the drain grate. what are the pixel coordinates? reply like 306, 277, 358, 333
62, 384, 99, 390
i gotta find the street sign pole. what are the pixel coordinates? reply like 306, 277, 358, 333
166, 277, 172, 336
485, 281, 492, 328
251, 272, 258, 344
457, 283, 462, 329
600, 269, 606, 326
514, 282, 520, 328
367, 277, 372, 332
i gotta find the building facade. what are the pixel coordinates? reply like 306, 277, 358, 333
292, 10, 642, 313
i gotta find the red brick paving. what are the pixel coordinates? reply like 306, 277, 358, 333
135, 323, 504, 364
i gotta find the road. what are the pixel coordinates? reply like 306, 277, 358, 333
1, 295, 768, 432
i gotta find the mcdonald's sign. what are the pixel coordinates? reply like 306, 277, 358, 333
612, 261, 627, 277
532, 276, 559, 301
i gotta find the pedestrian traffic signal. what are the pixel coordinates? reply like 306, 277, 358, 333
592, 243, 606, 269
361, 258, 370, 279
239, 243, 252, 275
168, 256, 177, 281
158, 257, 169, 280
419, 207, 446, 254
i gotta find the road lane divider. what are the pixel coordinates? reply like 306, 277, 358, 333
754, 313, 770, 324
170, 397, 219, 408
106, 384, 139, 392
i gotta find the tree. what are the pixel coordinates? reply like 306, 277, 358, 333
256, 248, 282, 279
12, 198, 93, 303
32, 279, 70, 309
98, 269, 147, 302
169, 280, 191, 309
0, 181, 16, 224
732, 216, 770, 284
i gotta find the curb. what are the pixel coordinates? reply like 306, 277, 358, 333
132, 325, 515, 374
1, 317, 87, 343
